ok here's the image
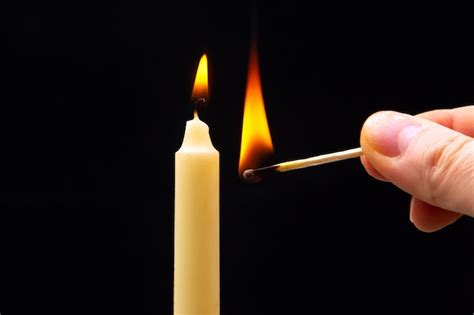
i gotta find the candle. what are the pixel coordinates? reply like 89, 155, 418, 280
174, 54, 219, 315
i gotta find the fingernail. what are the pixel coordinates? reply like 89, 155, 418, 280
364, 112, 422, 157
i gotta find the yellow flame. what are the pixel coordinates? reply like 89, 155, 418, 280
239, 43, 274, 175
192, 54, 208, 101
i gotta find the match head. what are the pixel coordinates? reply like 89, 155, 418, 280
242, 164, 279, 183
242, 169, 262, 183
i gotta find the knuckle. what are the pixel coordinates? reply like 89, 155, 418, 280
422, 136, 474, 207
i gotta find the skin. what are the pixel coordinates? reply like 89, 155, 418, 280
360, 106, 474, 232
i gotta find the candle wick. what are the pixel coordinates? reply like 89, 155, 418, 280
193, 97, 206, 119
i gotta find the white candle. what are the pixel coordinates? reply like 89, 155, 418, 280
174, 114, 219, 314
174, 53, 219, 315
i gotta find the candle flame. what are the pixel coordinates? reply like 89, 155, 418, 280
192, 54, 209, 102
238, 42, 274, 176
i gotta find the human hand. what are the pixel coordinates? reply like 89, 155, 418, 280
360, 106, 474, 232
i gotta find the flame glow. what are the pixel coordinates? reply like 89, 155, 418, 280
192, 54, 208, 101
239, 43, 274, 175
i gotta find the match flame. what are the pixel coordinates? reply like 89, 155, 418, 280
239, 43, 274, 176
192, 54, 208, 102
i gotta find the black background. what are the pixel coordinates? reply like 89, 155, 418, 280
1, 0, 473, 314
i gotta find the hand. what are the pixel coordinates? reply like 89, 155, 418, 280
360, 106, 474, 232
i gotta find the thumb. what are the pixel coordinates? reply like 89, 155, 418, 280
361, 111, 474, 216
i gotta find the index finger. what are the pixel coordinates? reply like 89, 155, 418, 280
416, 105, 474, 137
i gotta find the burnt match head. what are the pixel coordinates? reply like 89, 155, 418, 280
242, 169, 261, 183
241, 165, 279, 183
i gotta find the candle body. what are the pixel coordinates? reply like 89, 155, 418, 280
174, 117, 219, 315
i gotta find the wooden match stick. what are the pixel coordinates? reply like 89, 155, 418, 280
243, 147, 363, 182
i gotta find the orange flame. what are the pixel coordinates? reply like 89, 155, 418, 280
192, 54, 208, 102
239, 43, 274, 175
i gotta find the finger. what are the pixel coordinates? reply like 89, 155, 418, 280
417, 105, 474, 136
360, 155, 388, 181
360, 111, 474, 216
410, 197, 462, 232
361, 106, 474, 183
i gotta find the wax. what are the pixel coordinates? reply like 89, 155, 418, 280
174, 114, 219, 315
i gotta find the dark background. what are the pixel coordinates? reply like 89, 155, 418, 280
1, 0, 473, 314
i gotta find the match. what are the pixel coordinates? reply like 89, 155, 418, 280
243, 147, 363, 183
